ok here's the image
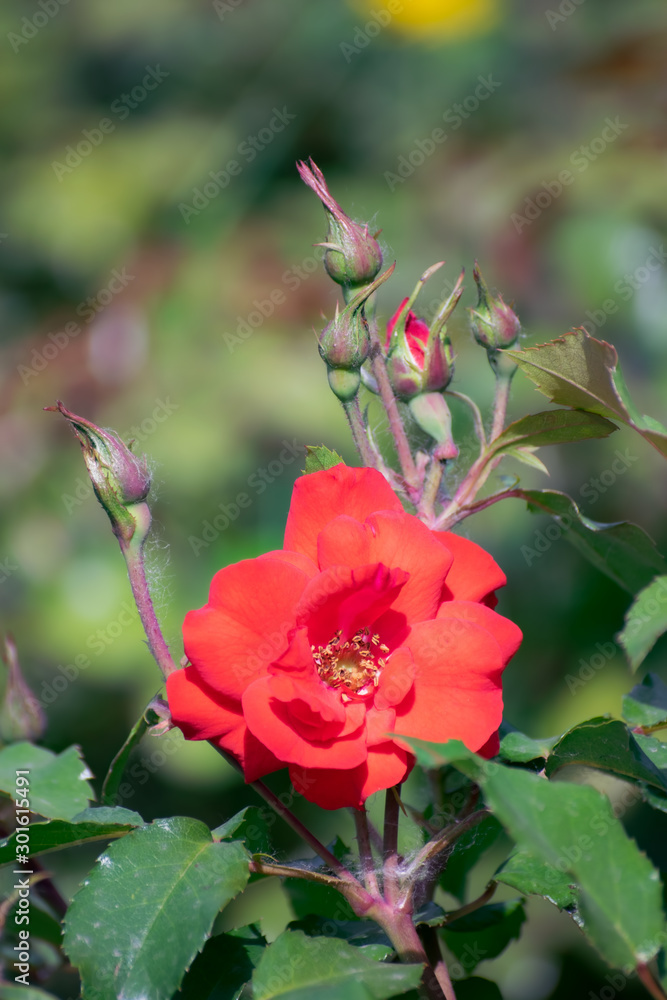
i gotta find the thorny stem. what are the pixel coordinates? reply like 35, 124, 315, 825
344, 397, 377, 468
637, 964, 667, 1000
367, 326, 420, 493
353, 806, 380, 896
119, 502, 177, 680
404, 809, 489, 899
420, 925, 458, 1000
383, 786, 402, 906
490, 370, 513, 442
373, 909, 454, 1000
248, 859, 342, 888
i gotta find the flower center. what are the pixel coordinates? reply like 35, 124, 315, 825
312, 627, 389, 700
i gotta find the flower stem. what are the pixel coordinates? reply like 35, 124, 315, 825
419, 459, 444, 525
119, 502, 177, 680
383, 786, 402, 905
373, 908, 455, 1000
490, 370, 513, 442
367, 330, 419, 492
443, 881, 497, 924
343, 397, 377, 467
637, 964, 667, 1000
248, 859, 342, 888
353, 806, 380, 896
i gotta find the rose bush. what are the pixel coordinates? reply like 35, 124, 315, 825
167, 465, 521, 809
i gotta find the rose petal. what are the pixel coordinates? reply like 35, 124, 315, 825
242, 676, 367, 769
289, 742, 413, 809
184, 554, 310, 699
435, 601, 522, 664
436, 532, 507, 603
317, 511, 453, 643
374, 646, 415, 710
395, 618, 505, 751
284, 466, 403, 564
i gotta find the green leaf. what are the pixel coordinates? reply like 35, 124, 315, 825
64, 816, 250, 1000
251, 930, 423, 1000
617, 577, 667, 672
440, 814, 503, 903
406, 739, 665, 971
0, 743, 93, 820
284, 876, 356, 921
0, 806, 142, 865
516, 489, 667, 594
455, 978, 504, 1000
6, 895, 64, 948
442, 901, 526, 971
498, 730, 558, 764
212, 806, 271, 856
622, 674, 667, 729
506, 330, 667, 458
174, 925, 266, 1000
490, 409, 617, 457
303, 445, 345, 475
0, 988, 61, 1000
102, 703, 159, 806
545, 717, 667, 792
288, 914, 390, 949
495, 851, 577, 910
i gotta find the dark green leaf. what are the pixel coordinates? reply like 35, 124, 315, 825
406, 739, 665, 971
251, 930, 423, 1000
0, 806, 142, 865
516, 489, 667, 594
455, 978, 504, 1000
102, 704, 160, 806
545, 717, 667, 792
498, 730, 558, 764
490, 409, 617, 457
6, 896, 64, 948
617, 577, 667, 672
442, 901, 526, 972
440, 814, 503, 903
0, 742, 93, 820
174, 925, 266, 1000
64, 817, 250, 1000
303, 445, 344, 475
288, 914, 389, 950
212, 806, 271, 856
284, 876, 356, 921
622, 674, 667, 729
495, 851, 577, 910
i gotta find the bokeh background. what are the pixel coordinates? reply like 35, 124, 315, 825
2, 0, 667, 996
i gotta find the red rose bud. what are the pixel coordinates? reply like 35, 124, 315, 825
47, 400, 151, 541
385, 266, 461, 401
0, 634, 46, 742
408, 392, 459, 460
297, 158, 383, 290
469, 262, 521, 350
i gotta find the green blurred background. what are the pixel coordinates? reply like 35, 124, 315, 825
2, 0, 667, 995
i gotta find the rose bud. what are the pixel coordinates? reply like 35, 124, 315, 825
469, 262, 521, 351
409, 392, 459, 461
385, 268, 462, 401
297, 158, 383, 291
47, 400, 151, 542
0, 634, 46, 743
319, 263, 396, 402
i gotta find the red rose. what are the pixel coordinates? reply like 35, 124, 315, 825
386, 298, 430, 367
167, 466, 521, 810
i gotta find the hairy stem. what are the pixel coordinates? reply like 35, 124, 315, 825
353, 806, 380, 896
373, 907, 455, 1000
367, 330, 419, 491
343, 396, 377, 467
444, 881, 497, 924
419, 460, 445, 525
383, 786, 402, 905
119, 502, 177, 680
490, 370, 513, 442
637, 964, 667, 1000
248, 859, 342, 888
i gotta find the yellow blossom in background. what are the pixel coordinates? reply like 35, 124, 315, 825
349, 0, 502, 41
